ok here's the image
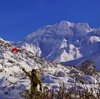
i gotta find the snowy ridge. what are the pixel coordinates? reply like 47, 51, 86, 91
17, 21, 100, 69
21, 43, 42, 57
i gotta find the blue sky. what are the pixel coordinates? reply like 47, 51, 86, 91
0, 0, 100, 41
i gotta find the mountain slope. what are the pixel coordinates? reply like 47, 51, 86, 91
17, 21, 100, 70
0, 38, 100, 98
0, 38, 70, 98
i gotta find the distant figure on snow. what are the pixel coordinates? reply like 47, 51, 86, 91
11, 47, 19, 53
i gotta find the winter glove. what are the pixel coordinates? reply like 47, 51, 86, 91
22, 67, 25, 71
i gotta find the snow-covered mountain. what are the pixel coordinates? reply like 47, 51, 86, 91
17, 21, 100, 70
0, 38, 68, 98
0, 38, 100, 98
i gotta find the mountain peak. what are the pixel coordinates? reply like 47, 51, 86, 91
17, 21, 100, 70
60, 39, 68, 49
58, 21, 74, 27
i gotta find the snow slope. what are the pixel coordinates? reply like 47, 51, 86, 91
0, 38, 100, 98
17, 21, 100, 70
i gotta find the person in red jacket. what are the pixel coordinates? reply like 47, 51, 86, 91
11, 47, 18, 53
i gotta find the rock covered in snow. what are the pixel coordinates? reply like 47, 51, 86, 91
81, 75, 98, 84
54, 71, 66, 77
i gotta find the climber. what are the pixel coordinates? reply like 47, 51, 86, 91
22, 67, 42, 95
